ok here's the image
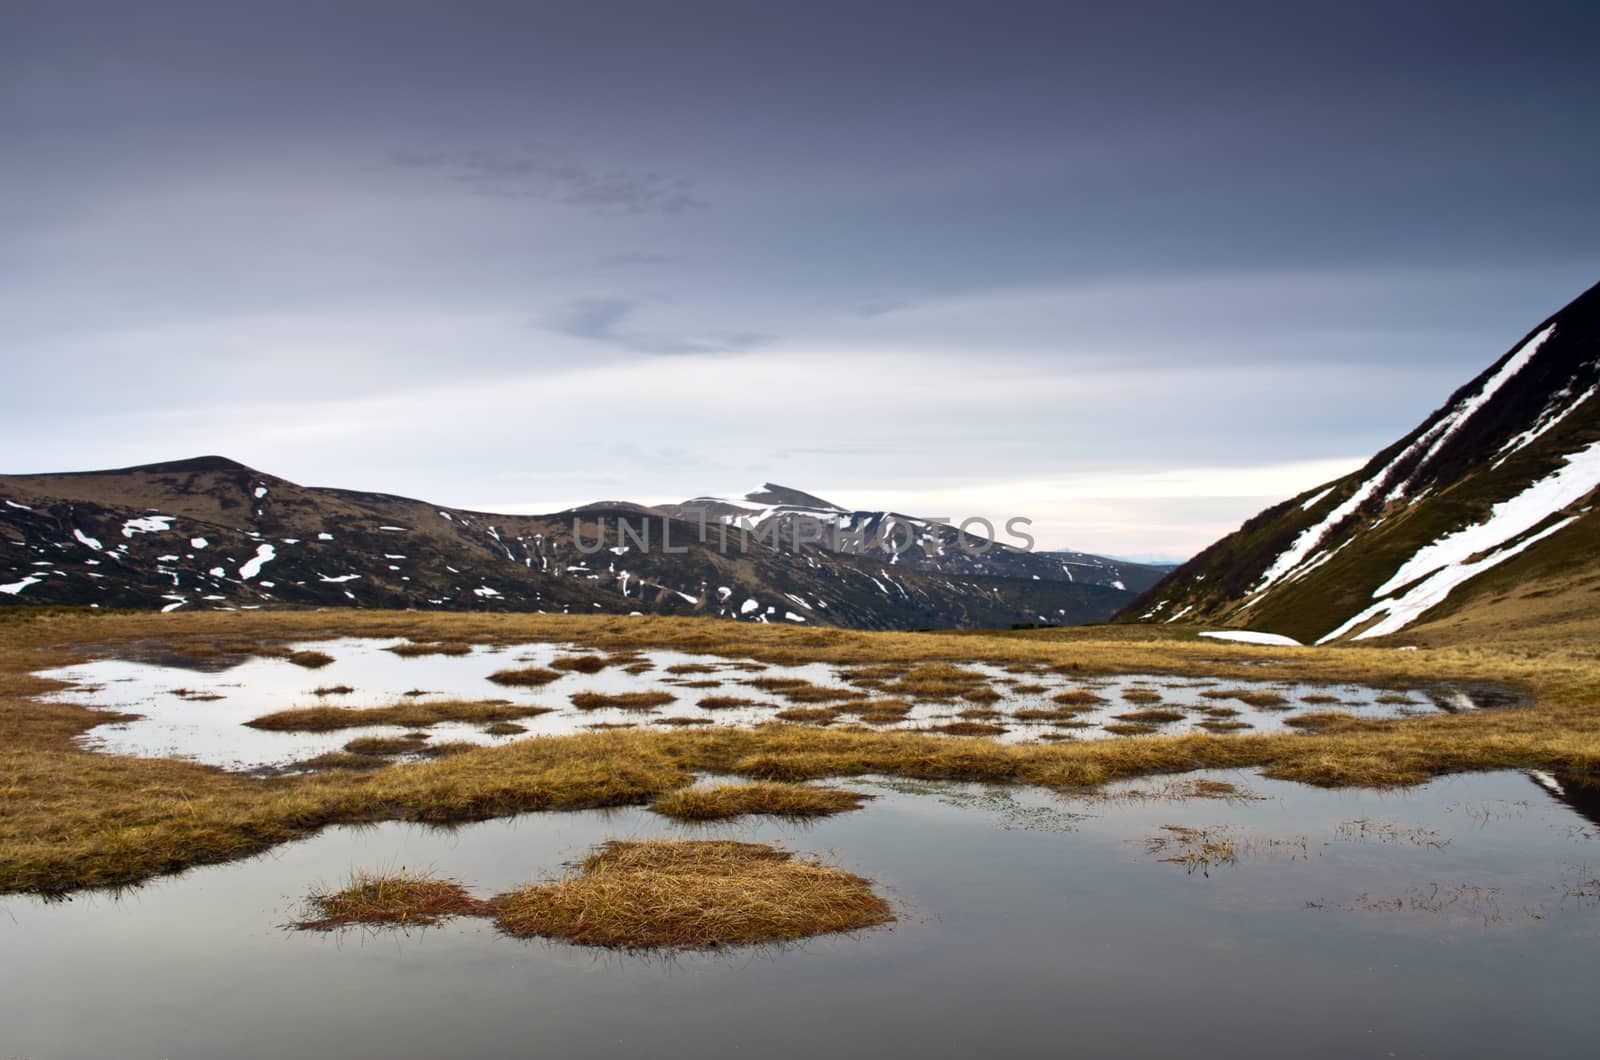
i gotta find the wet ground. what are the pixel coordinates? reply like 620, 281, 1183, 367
2, 768, 1597, 1058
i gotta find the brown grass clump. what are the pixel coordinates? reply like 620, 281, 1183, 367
296, 868, 492, 930
248, 700, 554, 732
840, 698, 914, 725
1198, 719, 1253, 733
1103, 722, 1159, 736
697, 695, 763, 710
743, 676, 811, 692
1012, 705, 1085, 722
287, 650, 335, 669
774, 706, 843, 725
665, 663, 719, 675
482, 721, 528, 736
312, 685, 355, 696
1012, 682, 1050, 694
386, 642, 472, 657
775, 681, 870, 704
932, 721, 1009, 737
491, 841, 892, 949
649, 782, 871, 821
487, 666, 562, 687
655, 716, 714, 727
886, 663, 991, 701
960, 686, 1004, 704
1052, 688, 1107, 707
1114, 709, 1186, 724
1376, 692, 1417, 705
343, 734, 430, 756
570, 690, 676, 711
1121, 688, 1163, 704
1205, 688, 1292, 709
1301, 693, 1342, 704
551, 654, 609, 673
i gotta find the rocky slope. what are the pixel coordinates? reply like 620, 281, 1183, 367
1121, 281, 1600, 643
0, 457, 1132, 629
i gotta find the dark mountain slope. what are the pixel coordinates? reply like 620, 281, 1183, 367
1120, 281, 1600, 643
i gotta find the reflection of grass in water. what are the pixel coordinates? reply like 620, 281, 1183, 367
1345, 883, 1514, 926
1334, 818, 1451, 847
1445, 800, 1535, 825
1144, 825, 1310, 874
859, 778, 1086, 833
1068, 777, 1267, 804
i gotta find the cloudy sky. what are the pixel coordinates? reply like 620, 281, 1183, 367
5, 1, 1597, 560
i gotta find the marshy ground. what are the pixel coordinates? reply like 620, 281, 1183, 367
2, 607, 1598, 895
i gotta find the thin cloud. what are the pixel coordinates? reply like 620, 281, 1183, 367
544, 295, 773, 356
391, 148, 707, 215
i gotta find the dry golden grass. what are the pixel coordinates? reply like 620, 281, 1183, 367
487, 666, 562, 687
649, 782, 870, 821
4, 608, 1600, 894
654, 715, 713, 727
885, 663, 991, 701
482, 721, 528, 736
296, 868, 491, 930
491, 840, 893, 948
287, 650, 334, 669
569, 690, 676, 711
247, 700, 554, 732
1121, 688, 1163, 704
1052, 688, 1107, 707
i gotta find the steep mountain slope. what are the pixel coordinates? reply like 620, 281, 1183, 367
1122, 281, 1600, 643
0, 457, 1131, 628
660, 486, 1167, 592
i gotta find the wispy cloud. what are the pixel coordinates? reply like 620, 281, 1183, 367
391, 148, 707, 215
544, 295, 772, 356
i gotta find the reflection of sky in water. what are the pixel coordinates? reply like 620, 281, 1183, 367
1, 768, 1597, 1059
38, 638, 1445, 771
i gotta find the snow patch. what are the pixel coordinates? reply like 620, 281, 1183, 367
238, 543, 276, 580
1199, 631, 1303, 647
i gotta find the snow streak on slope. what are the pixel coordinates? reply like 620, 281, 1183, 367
1313, 439, 1600, 642
1374, 439, 1600, 597
1249, 323, 1558, 598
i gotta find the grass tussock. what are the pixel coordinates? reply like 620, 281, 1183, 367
1052, 688, 1107, 707
487, 667, 562, 687
885, 663, 991, 701
649, 782, 871, 821
550, 654, 609, 673
932, 721, 1009, 737
386, 641, 472, 657
491, 840, 893, 949
296, 868, 491, 930
570, 690, 676, 711
312, 685, 355, 696
247, 700, 554, 732
287, 650, 335, 669
482, 721, 528, 736
342, 734, 430, 756
1113, 708, 1186, 724
1121, 688, 1164, 704
654, 716, 714, 727
697, 695, 763, 710
773, 706, 843, 725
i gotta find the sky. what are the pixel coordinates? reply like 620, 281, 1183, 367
4, 1, 1597, 561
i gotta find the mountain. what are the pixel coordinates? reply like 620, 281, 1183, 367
658, 486, 1167, 592
0, 458, 1134, 629
1121, 281, 1600, 644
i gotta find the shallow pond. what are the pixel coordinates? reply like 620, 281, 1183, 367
39, 638, 1460, 770
2, 768, 1597, 1058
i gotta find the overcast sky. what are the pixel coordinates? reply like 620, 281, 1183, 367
4, 1, 1597, 560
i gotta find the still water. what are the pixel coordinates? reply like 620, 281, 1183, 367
3, 768, 1596, 1059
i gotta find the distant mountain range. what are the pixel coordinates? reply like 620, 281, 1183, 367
1122, 280, 1600, 643
0, 461, 1167, 629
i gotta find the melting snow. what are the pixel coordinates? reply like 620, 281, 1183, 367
1375, 438, 1600, 598
1300, 486, 1335, 511
318, 532, 334, 541
253, 486, 268, 499
73, 529, 103, 551
5, 499, 32, 510
121, 515, 174, 538
238, 543, 276, 580
784, 611, 806, 622
317, 573, 361, 584
739, 598, 760, 614
1, 576, 42, 595
1199, 631, 1303, 647
191, 538, 209, 549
